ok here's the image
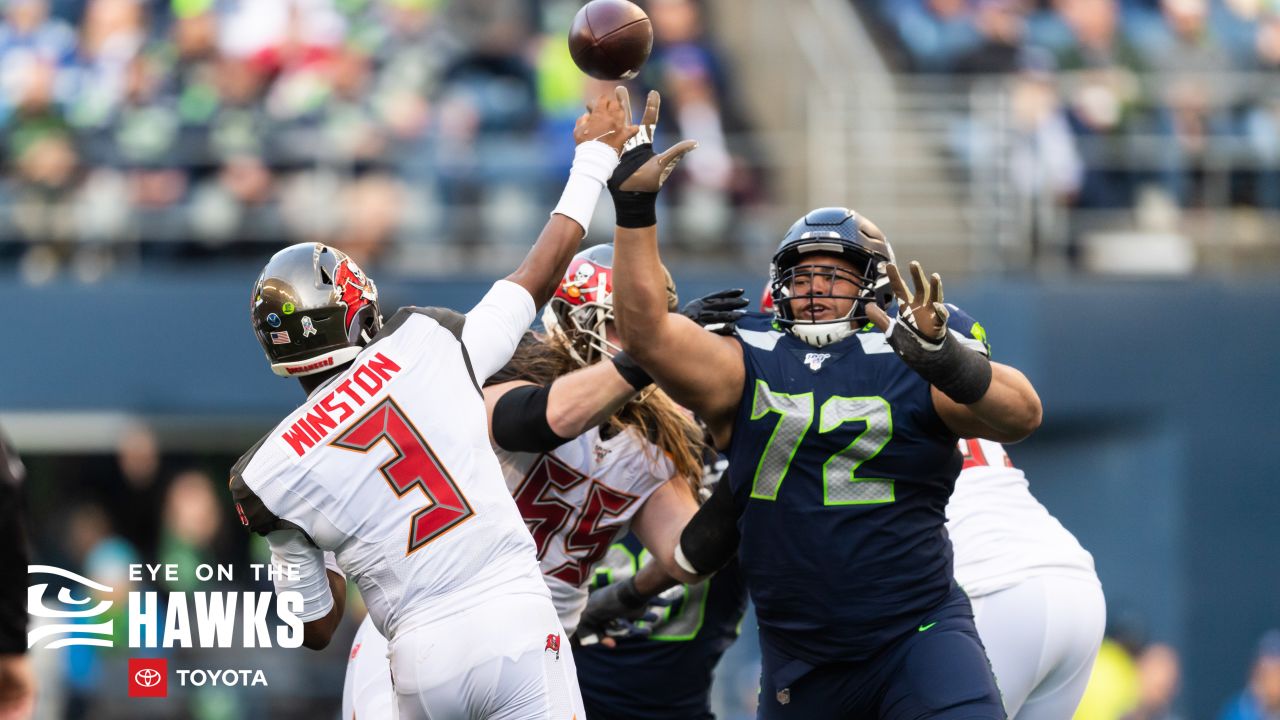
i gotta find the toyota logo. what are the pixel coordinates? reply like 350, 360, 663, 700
134, 668, 162, 687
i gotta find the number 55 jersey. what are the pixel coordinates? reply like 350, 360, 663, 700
495, 422, 679, 636
231, 281, 551, 641
726, 308, 991, 667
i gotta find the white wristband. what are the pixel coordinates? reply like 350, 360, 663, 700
674, 543, 701, 577
323, 551, 345, 579
552, 140, 619, 235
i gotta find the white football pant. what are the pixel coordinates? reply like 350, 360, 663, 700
970, 574, 1106, 720
347, 591, 584, 720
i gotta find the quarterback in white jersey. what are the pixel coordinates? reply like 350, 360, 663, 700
947, 438, 1106, 719
232, 87, 656, 719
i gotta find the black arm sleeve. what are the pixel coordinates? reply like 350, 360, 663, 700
678, 477, 740, 576
491, 385, 574, 453
0, 432, 30, 654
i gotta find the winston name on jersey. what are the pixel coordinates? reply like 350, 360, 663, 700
231, 298, 549, 641
496, 423, 677, 635
726, 307, 990, 666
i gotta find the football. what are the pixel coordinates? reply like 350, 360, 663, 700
567, 0, 654, 80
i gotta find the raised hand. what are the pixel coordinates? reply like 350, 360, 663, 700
866, 261, 949, 344
609, 88, 698, 194
575, 86, 640, 155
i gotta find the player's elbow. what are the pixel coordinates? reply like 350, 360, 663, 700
1023, 398, 1043, 436
998, 392, 1042, 443
301, 619, 337, 650
544, 402, 588, 441
664, 554, 705, 586
300, 601, 342, 650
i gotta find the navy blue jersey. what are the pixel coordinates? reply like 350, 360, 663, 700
576, 533, 749, 720
726, 308, 990, 666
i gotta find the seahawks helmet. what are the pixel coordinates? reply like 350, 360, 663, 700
768, 207, 895, 348
543, 244, 677, 366
251, 243, 382, 377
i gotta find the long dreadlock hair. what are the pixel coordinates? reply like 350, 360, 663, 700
488, 332, 705, 498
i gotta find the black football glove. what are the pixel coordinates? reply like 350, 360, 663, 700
607, 88, 697, 228
680, 288, 748, 335
574, 576, 669, 646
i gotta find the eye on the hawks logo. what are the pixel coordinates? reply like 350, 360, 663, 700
334, 259, 376, 332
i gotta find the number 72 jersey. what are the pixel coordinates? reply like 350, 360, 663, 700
725, 309, 991, 667
231, 306, 548, 641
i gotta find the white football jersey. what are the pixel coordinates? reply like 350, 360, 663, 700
497, 425, 676, 634
232, 281, 550, 640
946, 438, 1098, 597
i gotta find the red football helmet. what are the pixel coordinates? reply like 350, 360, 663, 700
759, 281, 774, 312
543, 245, 618, 365
543, 244, 677, 366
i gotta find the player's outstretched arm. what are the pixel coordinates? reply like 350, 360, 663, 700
932, 362, 1041, 442
483, 290, 749, 452
462, 89, 635, 381
613, 228, 744, 446
574, 558, 682, 648
606, 90, 744, 446
503, 87, 635, 308
867, 261, 1042, 442
484, 362, 638, 453
630, 477, 703, 586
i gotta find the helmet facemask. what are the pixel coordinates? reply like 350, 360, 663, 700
770, 249, 893, 348
767, 207, 896, 348
544, 296, 621, 367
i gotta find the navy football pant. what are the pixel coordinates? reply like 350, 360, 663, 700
757, 586, 1005, 720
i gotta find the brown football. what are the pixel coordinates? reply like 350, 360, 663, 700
567, 0, 653, 80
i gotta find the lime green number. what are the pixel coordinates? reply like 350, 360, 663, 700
749, 382, 894, 506
748, 380, 813, 500
819, 396, 894, 505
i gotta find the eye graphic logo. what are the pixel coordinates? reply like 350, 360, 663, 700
27, 565, 115, 649
128, 657, 168, 698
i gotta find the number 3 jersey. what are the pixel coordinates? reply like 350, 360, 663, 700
495, 424, 678, 635
725, 309, 991, 666
231, 281, 550, 642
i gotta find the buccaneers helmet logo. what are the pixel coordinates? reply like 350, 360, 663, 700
334, 259, 375, 332
556, 260, 609, 305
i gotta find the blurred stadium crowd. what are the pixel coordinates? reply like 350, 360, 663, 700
861, 0, 1280, 215
0, 0, 763, 282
